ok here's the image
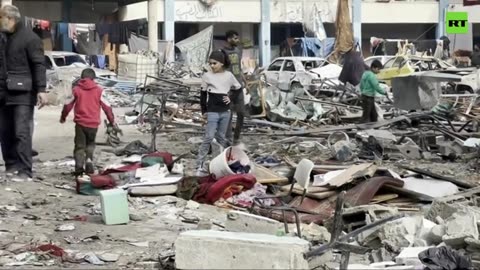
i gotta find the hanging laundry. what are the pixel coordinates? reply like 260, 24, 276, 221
68, 24, 77, 40
96, 19, 146, 50
40, 20, 50, 30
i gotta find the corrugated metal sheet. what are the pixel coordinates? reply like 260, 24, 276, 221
254, 177, 404, 225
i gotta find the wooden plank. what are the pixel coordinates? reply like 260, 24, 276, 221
279, 185, 337, 200
280, 184, 333, 193
254, 165, 289, 184
371, 194, 399, 204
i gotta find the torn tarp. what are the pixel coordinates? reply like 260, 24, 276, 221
176, 25, 213, 69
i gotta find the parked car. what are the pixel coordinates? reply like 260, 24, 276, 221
376, 55, 480, 93
376, 55, 454, 86
44, 51, 116, 81
262, 57, 342, 93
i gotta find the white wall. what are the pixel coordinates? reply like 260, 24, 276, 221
448, 4, 480, 23
120, 0, 260, 23
362, 2, 438, 23
120, 0, 445, 24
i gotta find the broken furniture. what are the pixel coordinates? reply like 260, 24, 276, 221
136, 75, 192, 151
249, 159, 315, 237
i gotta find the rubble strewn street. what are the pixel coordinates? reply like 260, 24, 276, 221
3, 0, 480, 269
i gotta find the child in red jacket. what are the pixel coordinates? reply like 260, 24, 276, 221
60, 68, 115, 175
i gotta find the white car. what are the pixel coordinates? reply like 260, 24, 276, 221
44, 51, 116, 82
262, 57, 342, 92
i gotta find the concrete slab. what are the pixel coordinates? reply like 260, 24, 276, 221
225, 211, 283, 235
175, 230, 310, 269
442, 210, 479, 248
377, 216, 436, 253
401, 177, 459, 198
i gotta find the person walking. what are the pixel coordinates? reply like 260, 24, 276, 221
196, 50, 241, 176
60, 68, 117, 176
0, 5, 48, 181
359, 60, 387, 123
223, 30, 247, 145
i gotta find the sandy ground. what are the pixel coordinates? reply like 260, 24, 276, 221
0, 106, 227, 269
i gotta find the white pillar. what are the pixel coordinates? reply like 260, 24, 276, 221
163, 0, 175, 61
352, 0, 362, 50
260, 0, 271, 67
148, 0, 159, 52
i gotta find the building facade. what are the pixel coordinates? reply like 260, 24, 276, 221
118, 0, 480, 66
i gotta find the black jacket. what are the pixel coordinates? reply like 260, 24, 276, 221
339, 50, 367, 87
0, 23, 46, 105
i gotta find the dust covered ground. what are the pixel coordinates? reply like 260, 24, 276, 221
0, 106, 479, 269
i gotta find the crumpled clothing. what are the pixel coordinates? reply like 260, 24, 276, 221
37, 244, 65, 257
254, 156, 281, 166
193, 174, 256, 204
228, 160, 251, 174
142, 152, 174, 169
419, 246, 473, 270
114, 140, 150, 156
176, 176, 201, 200
227, 182, 274, 208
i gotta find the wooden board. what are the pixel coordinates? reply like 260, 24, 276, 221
280, 185, 337, 200
254, 165, 289, 184
371, 194, 399, 204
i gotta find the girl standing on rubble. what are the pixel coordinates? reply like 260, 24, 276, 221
196, 50, 242, 176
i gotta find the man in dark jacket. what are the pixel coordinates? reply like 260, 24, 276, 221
0, 5, 48, 181
223, 30, 247, 145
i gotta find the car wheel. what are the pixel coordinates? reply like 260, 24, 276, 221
457, 85, 473, 94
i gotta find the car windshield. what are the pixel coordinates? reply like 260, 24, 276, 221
302, 60, 328, 70
53, 55, 87, 67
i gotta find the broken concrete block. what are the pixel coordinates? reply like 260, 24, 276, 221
427, 225, 446, 245
338, 205, 398, 246
225, 211, 283, 235
396, 144, 422, 159
369, 248, 394, 263
465, 237, 480, 250
377, 216, 436, 252
297, 223, 331, 244
426, 195, 480, 223
307, 250, 333, 270
175, 230, 310, 269
395, 247, 430, 267
442, 210, 479, 248
438, 141, 464, 158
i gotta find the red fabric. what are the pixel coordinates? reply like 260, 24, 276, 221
90, 175, 117, 189
37, 244, 65, 257
144, 152, 174, 167
61, 78, 115, 128
194, 174, 256, 204
101, 163, 142, 175
39, 20, 50, 30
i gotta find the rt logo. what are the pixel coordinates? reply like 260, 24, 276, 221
446, 12, 468, 34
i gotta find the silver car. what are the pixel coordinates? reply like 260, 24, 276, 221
262, 57, 342, 92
